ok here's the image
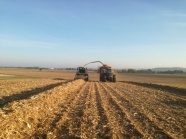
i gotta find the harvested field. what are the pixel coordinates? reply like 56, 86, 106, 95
0, 78, 186, 138
0, 68, 75, 80
1, 68, 186, 88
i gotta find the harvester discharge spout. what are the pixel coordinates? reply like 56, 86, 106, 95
84, 61, 116, 82
84, 61, 104, 67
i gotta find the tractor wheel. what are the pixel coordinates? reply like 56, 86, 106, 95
102, 75, 106, 82
110, 78, 113, 82
113, 75, 116, 82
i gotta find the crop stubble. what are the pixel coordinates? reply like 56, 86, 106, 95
0, 79, 185, 139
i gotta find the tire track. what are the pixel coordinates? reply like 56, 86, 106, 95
79, 82, 97, 138
100, 82, 172, 139
33, 80, 87, 138
94, 83, 112, 138
80, 82, 111, 138
49, 82, 90, 138
96, 82, 142, 139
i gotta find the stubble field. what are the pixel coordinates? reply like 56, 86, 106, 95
0, 68, 186, 139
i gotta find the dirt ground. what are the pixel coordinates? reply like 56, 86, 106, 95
0, 68, 186, 138
0, 68, 186, 88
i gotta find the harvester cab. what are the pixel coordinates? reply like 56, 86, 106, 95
84, 61, 116, 82
74, 67, 89, 81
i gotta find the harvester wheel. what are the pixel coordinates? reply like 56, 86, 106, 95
86, 78, 89, 81
113, 75, 116, 82
110, 78, 113, 82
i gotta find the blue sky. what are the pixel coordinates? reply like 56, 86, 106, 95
1, 0, 186, 69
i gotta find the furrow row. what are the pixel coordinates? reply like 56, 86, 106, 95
96, 82, 143, 138
114, 83, 186, 132
109, 82, 185, 138
49, 82, 90, 138
101, 82, 172, 139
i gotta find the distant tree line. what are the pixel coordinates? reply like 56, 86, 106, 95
117, 69, 155, 73
157, 70, 184, 74
117, 69, 185, 74
65, 68, 76, 70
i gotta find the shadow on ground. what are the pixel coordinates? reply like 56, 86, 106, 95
0, 81, 71, 109
161, 100, 186, 108
121, 81, 186, 97
53, 78, 67, 80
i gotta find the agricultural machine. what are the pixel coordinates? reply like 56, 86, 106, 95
84, 61, 116, 82
74, 67, 89, 81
